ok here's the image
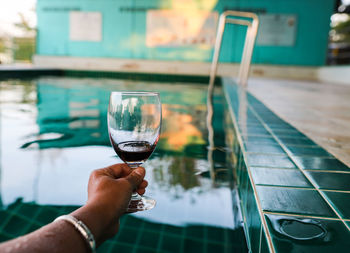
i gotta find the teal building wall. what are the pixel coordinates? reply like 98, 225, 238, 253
36, 0, 335, 66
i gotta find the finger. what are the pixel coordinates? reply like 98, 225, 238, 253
138, 180, 148, 190
125, 167, 145, 188
103, 163, 130, 178
136, 188, 146, 195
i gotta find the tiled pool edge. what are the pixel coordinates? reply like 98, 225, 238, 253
222, 77, 350, 253
223, 79, 275, 253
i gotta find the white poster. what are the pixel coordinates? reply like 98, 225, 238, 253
146, 10, 218, 47
70, 11, 102, 42
257, 14, 297, 46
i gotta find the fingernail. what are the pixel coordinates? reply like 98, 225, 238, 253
134, 168, 143, 177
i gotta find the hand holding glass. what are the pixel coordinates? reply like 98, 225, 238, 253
108, 92, 161, 211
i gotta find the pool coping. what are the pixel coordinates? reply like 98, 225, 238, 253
0, 67, 221, 85
222, 77, 350, 253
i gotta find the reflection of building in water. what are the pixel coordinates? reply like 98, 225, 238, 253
22, 78, 210, 154
24, 81, 110, 149
160, 104, 206, 152
151, 156, 204, 197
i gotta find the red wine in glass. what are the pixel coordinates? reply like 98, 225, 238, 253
111, 140, 157, 168
108, 91, 161, 211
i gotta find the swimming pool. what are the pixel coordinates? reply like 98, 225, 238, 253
0, 75, 247, 252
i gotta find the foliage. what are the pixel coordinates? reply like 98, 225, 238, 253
0, 38, 6, 53
13, 37, 35, 62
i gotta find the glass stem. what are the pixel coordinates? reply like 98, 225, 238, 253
131, 192, 141, 200
128, 164, 142, 201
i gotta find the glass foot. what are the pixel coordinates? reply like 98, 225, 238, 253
127, 195, 156, 212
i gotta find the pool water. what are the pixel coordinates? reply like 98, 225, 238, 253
0, 77, 247, 253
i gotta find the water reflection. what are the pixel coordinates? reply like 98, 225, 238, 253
0, 78, 219, 199
153, 157, 200, 193
0, 77, 245, 245
16, 78, 208, 154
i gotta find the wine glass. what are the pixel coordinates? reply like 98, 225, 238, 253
108, 91, 161, 211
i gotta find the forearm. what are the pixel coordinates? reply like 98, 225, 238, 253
0, 205, 105, 253
0, 218, 88, 253
0, 164, 146, 253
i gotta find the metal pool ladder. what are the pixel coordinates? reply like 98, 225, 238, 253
209, 10, 259, 88
206, 11, 259, 184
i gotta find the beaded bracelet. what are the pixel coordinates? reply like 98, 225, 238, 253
55, 215, 96, 253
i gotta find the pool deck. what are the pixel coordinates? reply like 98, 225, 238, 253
248, 78, 350, 167
223, 77, 350, 253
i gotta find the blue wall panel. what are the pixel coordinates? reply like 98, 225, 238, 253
36, 0, 335, 66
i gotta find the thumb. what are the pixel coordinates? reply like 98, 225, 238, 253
125, 167, 145, 189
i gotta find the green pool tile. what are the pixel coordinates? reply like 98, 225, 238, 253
286, 146, 332, 157
183, 238, 204, 253
243, 136, 278, 145
206, 243, 224, 253
186, 225, 204, 240
139, 230, 160, 249
117, 227, 140, 244
267, 124, 296, 131
278, 136, 317, 146
124, 214, 143, 227
294, 157, 350, 171
96, 241, 113, 253
162, 224, 183, 236
236, 151, 245, 185
322, 191, 350, 219
206, 226, 226, 243
35, 207, 60, 224
256, 186, 336, 217
60, 206, 79, 214
259, 230, 270, 253
247, 154, 296, 169
245, 143, 286, 155
238, 118, 261, 125
17, 203, 41, 217
265, 214, 350, 253
238, 126, 271, 136
238, 122, 264, 129
27, 223, 42, 233
305, 171, 350, 191
226, 228, 248, 250
106, 243, 134, 253
3, 215, 29, 236
0, 233, 12, 243
161, 234, 183, 253
239, 164, 250, 214
246, 178, 262, 253
0, 210, 10, 222
271, 129, 307, 138
6, 200, 23, 211
260, 117, 286, 126
135, 247, 157, 253
250, 167, 312, 188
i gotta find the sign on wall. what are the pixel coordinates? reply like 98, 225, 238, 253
256, 14, 297, 46
70, 11, 102, 42
146, 10, 218, 47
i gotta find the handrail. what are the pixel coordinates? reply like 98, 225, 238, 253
206, 11, 259, 185
208, 11, 259, 88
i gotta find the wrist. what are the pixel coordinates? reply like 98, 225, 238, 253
54, 215, 96, 253
71, 203, 108, 244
